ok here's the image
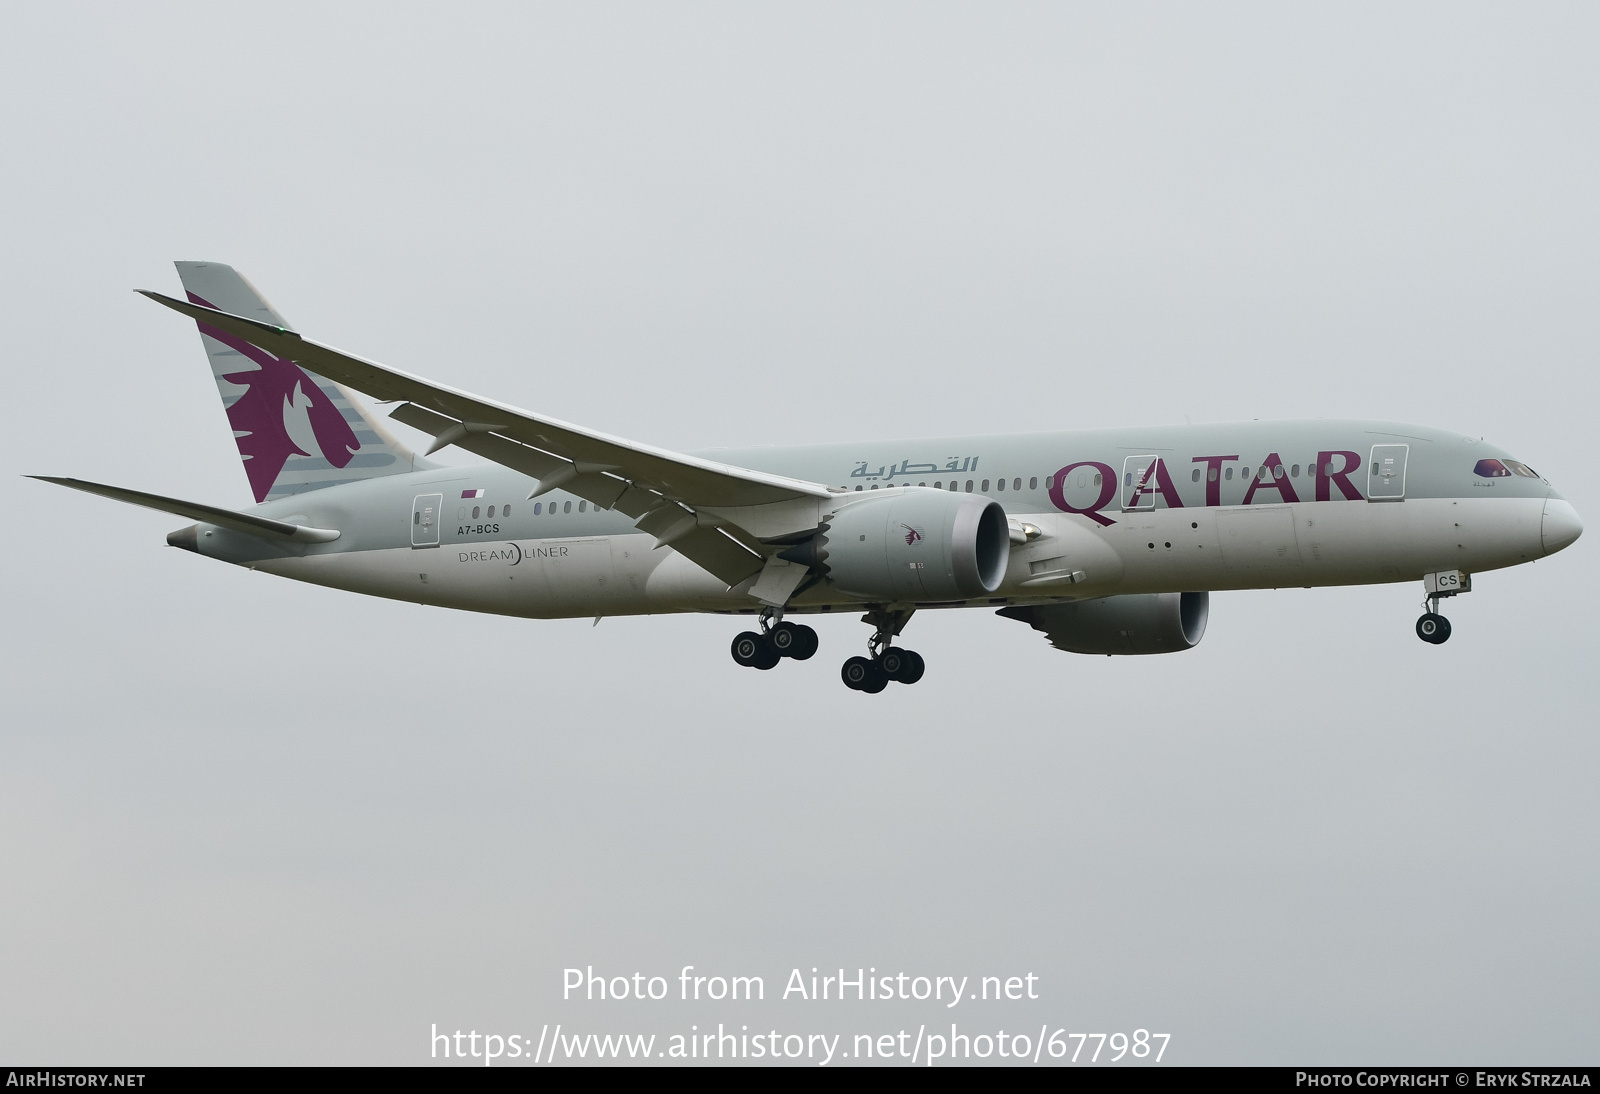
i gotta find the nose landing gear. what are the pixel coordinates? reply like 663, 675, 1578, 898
1414, 570, 1470, 645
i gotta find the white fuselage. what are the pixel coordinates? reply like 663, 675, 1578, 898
254, 495, 1549, 619
203, 419, 1575, 621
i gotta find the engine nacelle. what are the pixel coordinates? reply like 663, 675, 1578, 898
795, 489, 1011, 602
1000, 592, 1210, 655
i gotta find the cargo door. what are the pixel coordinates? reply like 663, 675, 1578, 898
539, 538, 624, 608
1216, 506, 1302, 573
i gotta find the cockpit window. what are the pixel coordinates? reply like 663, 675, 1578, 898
1473, 459, 1511, 478
1503, 459, 1540, 479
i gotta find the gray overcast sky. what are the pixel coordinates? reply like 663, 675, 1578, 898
1, 2, 1595, 1066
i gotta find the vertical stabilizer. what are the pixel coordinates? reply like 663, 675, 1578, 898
174, 261, 429, 503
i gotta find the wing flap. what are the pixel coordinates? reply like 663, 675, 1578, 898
661, 526, 766, 586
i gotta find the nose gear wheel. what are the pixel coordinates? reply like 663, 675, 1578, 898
1416, 612, 1451, 644
1414, 591, 1453, 645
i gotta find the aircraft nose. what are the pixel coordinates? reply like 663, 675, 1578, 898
1542, 499, 1583, 555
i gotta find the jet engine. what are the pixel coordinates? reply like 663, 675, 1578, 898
782, 489, 1010, 602
999, 592, 1209, 655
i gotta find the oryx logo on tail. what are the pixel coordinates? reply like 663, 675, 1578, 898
175, 262, 424, 504
191, 292, 359, 502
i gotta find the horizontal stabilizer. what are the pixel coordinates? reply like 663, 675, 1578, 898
28, 477, 340, 543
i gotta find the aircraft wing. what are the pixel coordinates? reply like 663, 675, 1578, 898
140, 291, 837, 585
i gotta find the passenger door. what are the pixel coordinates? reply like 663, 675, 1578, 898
411, 493, 443, 547
1368, 445, 1408, 501
1121, 455, 1161, 512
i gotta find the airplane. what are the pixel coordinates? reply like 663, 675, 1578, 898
32, 262, 1583, 693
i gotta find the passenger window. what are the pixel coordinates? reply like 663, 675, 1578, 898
1045, 475, 1053, 488
1274, 465, 1285, 480
933, 481, 941, 489
1290, 464, 1300, 478
564, 501, 571, 513
1029, 477, 1037, 490
1208, 467, 1218, 482
982, 479, 990, 491
1013, 478, 1021, 491
855, 485, 863, 491
1093, 473, 1102, 487
995, 478, 1005, 491
502, 505, 510, 517
472, 505, 480, 519
1191, 468, 1201, 482
487, 505, 496, 518
871, 484, 879, 490
965, 480, 974, 492
950, 482, 958, 492
534, 503, 542, 515
918, 482, 926, 487
579, 501, 587, 512
1124, 472, 1132, 487
1225, 467, 1234, 480
413, 512, 420, 525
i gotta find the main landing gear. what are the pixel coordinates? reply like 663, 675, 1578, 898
841, 608, 926, 693
729, 606, 929, 692
730, 610, 818, 670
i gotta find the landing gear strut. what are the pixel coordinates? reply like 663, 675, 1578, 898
1415, 570, 1469, 645
841, 608, 926, 692
730, 607, 818, 670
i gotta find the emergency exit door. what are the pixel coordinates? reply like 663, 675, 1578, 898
1368, 445, 1408, 501
1121, 455, 1163, 511
411, 493, 443, 547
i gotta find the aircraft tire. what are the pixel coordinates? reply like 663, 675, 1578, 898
753, 636, 782, 669
790, 624, 819, 660
881, 647, 925, 684
1415, 613, 1451, 644
897, 649, 926, 684
731, 631, 768, 667
841, 656, 875, 690
771, 622, 818, 660
858, 663, 889, 693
